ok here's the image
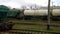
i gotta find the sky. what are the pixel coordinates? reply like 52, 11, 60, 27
0, 0, 60, 8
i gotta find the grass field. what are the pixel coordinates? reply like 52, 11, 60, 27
6, 18, 60, 32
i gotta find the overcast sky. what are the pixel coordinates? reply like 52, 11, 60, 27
0, 0, 60, 8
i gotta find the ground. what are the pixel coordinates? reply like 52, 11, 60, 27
6, 18, 60, 32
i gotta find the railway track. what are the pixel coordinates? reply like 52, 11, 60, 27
0, 23, 60, 34
1, 29, 60, 34
1, 22, 59, 34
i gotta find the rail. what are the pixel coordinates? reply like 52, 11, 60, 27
0, 29, 60, 34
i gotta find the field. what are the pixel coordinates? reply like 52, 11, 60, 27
6, 18, 60, 32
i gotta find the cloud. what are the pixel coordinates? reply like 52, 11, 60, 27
4, 2, 22, 8
0, 0, 60, 8
24, 0, 48, 6
51, 0, 60, 6
0, 0, 22, 8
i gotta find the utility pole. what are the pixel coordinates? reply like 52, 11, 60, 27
52, 2, 53, 11
50, 2, 53, 16
50, 2, 53, 11
47, 0, 51, 30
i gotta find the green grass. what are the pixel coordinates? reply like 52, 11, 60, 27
7, 19, 47, 24
13, 24, 46, 30
6, 18, 60, 32
8, 19, 60, 25
13, 24, 60, 32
